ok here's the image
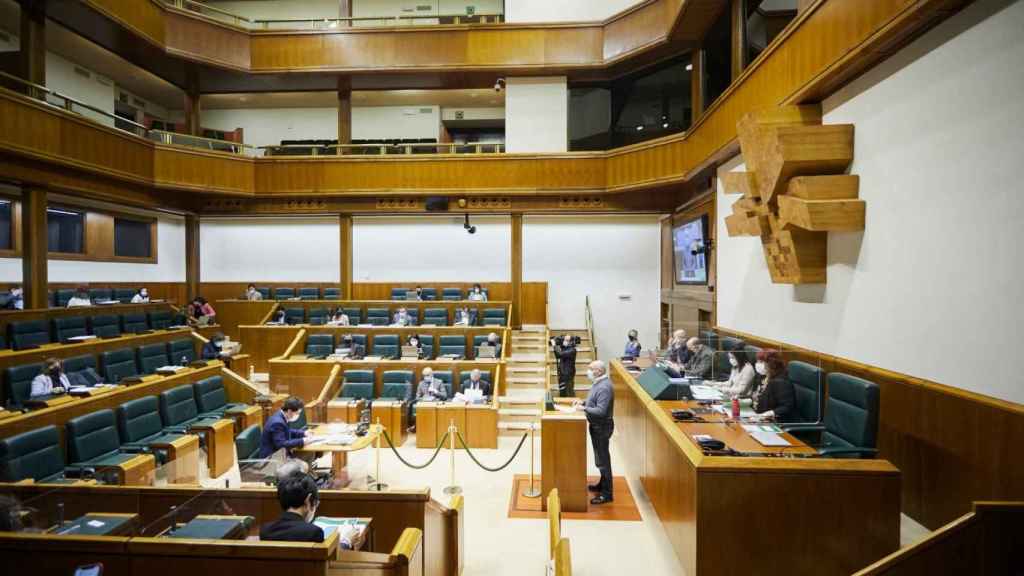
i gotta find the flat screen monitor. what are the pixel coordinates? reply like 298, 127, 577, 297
673, 214, 708, 285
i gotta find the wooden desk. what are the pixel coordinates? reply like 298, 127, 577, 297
167, 514, 253, 540
190, 419, 237, 478
149, 434, 200, 484
111, 453, 157, 486
49, 512, 139, 536
611, 360, 902, 576
658, 400, 817, 455
370, 399, 407, 447
541, 412, 587, 512
0, 327, 195, 375
414, 402, 498, 449
295, 423, 382, 485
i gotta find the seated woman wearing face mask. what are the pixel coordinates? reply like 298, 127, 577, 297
31, 358, 71, 398
707, 348, 756, 398
623, 329, 641, 358
751, 349, 796, 422
131, 287, 150, 303
258, 396, 314, 458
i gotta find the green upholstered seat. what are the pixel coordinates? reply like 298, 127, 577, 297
193, 375, 246, 416
255, 287, 271, 300
403, 309, 420, 325
348, 334, 367, 347
342, 369, 374, 384
89, 314, 121, 338
159, 384, 219, 433
482, 308, 506, 323
274, 287, 295, 300
431, 370, 455, 386
787, 361, 824, 425
101, 348, 139, 384
422, 308, 448, 326
743, 344, 762, 365
89, 288, 112, 302
420, 288, 437, 300
713, 337, 745, 380
284, 308, 305, 325
298, 287, 321, 300
323, 287, 340, 299
53, 316, 88, 342
65, 409, 135, 473
8, 320, 50, 350
148, 310, 173, 329
390, 288, 410, 300
54, 288, 75, 307
380, 371, 413, 400
441, 287, 463, 301
371, 334, 400, 359
0, 425, 70, 482
167, 339, 197, 365
418, 335, 435, 359
121, 313, 149, 333
113, 288, 136, 303
342, 307, 362, 323
137, 343, 170, 375
439, 335, 466, 358
817, 373, 880, 458
62, 354, 98, 384
4, 362, 45, 409
116, 396, 185, 464
307, 308, 328, 325
366, 308, 389, 326
234, 424, 261, 460
339, 370, 375, 400
306, 334, 334, 357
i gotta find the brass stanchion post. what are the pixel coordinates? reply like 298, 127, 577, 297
521, 423, 541, 498
443, 420, 462, 495
369, 420, 388, 491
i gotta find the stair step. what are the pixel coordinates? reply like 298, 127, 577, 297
507, 366, 545, 373
510, 354, 546, 362
507, 375, 545, 383
498, 408, 542, 416
519, 325, 547, 332
499, 397, 543, 406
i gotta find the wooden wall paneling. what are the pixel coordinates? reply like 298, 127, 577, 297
84, 211, 115, 260
21, 187, 48, 309
19, 0, 46, 85
185, 214, 200, 301
603, 0, 673, 63
238, 325, 302, 373
520, 282, 548, 326
339, 214, 353, 298
84, 0, 167, 46
153, 146, 255, 195
510, 214, 522, 329
214, 300, 278, 341
57, 107, 154, 184
164, 10, 251, 71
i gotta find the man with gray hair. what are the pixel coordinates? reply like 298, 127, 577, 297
274, 458, 309, 484
683, 337, 714, 379
575, 360, 615, 505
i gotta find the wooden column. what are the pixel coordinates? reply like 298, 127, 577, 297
21, 187, 48, 309
730, 0, 747, 80
510, 213, 522, 329
339, 0, 351, 26
184, 67, 201, 136
185, 214, 200, 301
339, 214, 353, 298
337, 78, 352, 147
691, 48, 705, 121
19, 0, 46, 86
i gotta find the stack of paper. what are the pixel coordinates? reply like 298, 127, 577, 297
690, 385, 724, 401
742, 424, 791, 447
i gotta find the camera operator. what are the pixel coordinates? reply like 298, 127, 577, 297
551, 334, 578, 398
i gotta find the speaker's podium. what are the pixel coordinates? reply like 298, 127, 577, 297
541, 411, 588, 512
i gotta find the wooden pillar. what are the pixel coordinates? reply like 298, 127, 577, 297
21, 187, 48, 310
19, 0, 46, 86
185, 214, 200, 301
339, 0, 351, 26
339, 214, 353, 298
337, 78, 352, 147
690, 48, 705, 121
184, 67, 201, 136
511, 213, 523, 329
730, 0, 747, 80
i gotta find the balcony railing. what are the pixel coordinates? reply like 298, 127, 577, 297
164, 0, 504, 30
261, 142, 506, 157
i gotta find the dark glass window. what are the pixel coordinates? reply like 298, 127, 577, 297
114, 218, 152, 258
47, 208, 84, 253
0, 200, 11, 250
703, 6, 733, 108
746, 0, 799, 63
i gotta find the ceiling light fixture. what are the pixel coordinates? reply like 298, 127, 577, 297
636, 125, 644, 131
685, 63, 693, 71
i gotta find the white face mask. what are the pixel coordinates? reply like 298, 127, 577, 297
586, 369, 595, 381
755, 362, 767, 375
285, 411, 300, 423
729, 356, 738, 367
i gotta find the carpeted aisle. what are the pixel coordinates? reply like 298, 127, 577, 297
507, 475, 642, 521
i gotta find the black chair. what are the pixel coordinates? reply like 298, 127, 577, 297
137, 343, 170, 374
782, 361, 824, 429
121, 313, 149, 333
0, 425, 75, 483
284, 308, 305, 325
116, 396, 187, 464
89, 314, 121, 338
8, 320, 50, 350
65, 409, 138, 481
101, 348, 140, 383
306, 334, 334, 357
4, 362, 45, 409
148, 310, 173, 330
235, 424, 261, 460
788, 372, 880, 458
167, 339, 197, 365
89, 288, 112, 302
113, 288, 136, 303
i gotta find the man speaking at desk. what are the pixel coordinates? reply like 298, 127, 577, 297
574, 360, 615, 505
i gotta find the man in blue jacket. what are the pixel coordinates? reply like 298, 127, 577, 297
259, 396, 313, 458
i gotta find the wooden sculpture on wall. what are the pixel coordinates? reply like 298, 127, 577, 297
723, 105, 865, 284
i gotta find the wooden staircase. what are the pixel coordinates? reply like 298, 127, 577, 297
497, 324, 548, 435
548, 329, 595, 400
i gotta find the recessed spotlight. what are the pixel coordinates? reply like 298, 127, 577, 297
686, 63, 693, 71
662, 123, 669, 128
635, 125, 644, 131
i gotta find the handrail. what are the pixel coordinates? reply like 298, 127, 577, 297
260, 142, 506, 157
167, 0, 252, 22
0, 70, 148, 135
148, 129, 260, 156
584, 295, 597, 359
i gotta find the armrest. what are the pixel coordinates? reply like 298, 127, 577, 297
119, 444, 151, 455
817, 447, 878, 458
780, 423, 826, 433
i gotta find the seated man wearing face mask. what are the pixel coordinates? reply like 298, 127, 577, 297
392, 307, 413, 326
31, 357, 71, 398
258, 396, 314, 459
623, 329, 641, 358
131, 287, 150, 303
682, 337, 715, 379
261, 473, 363, 549
666, 329, 691, 366
407, 367, 449, 432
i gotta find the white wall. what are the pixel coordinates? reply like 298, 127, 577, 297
200, 217, 340, 282
352, 106, 440, 141
440, 107, 505, 121
506, 0, 641, 22
523, 215, 660, 361
352, 0, 503, 25
0, 215, 186, 282
353, 216, 510, 281
205, 0, 340, 20
505, 77, 567, 153
45, 51, 115, 127
715, 0, 1024, 404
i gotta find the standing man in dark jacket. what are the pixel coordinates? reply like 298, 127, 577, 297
575, 360, 615, 505
552, 334, 578, 397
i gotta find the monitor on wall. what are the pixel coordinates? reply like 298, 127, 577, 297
673, 215, 709, 285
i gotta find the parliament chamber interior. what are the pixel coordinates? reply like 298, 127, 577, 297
0, 0, 1021, 574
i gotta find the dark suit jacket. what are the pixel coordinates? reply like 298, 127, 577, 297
753, 375, 797, 423
258, 410, 306, 458
201, 341, 220, 360
461, 379, 492, 398
260, 512, 324, 543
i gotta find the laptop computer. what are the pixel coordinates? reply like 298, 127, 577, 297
476, 344, 496, 359
401, 345, 420, 359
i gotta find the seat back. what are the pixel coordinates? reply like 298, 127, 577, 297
439, 335, 466, 348
422, 308, 448, 326
102, 348, 139, 383
148, 310, 172, 329
382, 370, 413, 385
4, 362, 44, 408
305, 334, 335, 357
366, 308, 389, 326
432, 370, 454, 386
255, 287, 271, 300
719, 336, 744, 352
167, 339, 197, 365
193, 375, 228, 413
299, 287, 321, 300
348, 334, 367, 347
284, 308, 305, 325
65, 409, 122, 463
420, 288, 437, 300
113, 288, 136, 303
824, 373, 881, 452
441, 287, 463, 301
121, 313, 149, 333
89, 314, 121, 338
418, 335, 435, 359
339, 373, 374, 399
743, 344, 762, 365
55, 288, 76, 307
274, 287, 295, 300
234, 424, 261, 460
715, 338, 745, 379
0, 425, 66, 482
137, 343, 170, 374
53, 316, 88, 342
372, 334, 400, 358
390, 288, 410, 300
379, 379, 411, 401
89, 288, 112, 302
116, 396, 165, 443
343, 369, 374, 384
699, 330, 719, 350
788, 361, 824, 423
482, 308, 506, 325
62, 354, 97, 375
342, 307, 362, 323
159, 384, 200, 427
323, 287, 340, 299
307, 308, 328, 325
8, 320, 50, 350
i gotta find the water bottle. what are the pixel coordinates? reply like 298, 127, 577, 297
731, 396, 740, 420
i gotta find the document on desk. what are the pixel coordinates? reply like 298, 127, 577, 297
314, 517, 369, 542
742, 425, 791, 447
690, 385, 724, 401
